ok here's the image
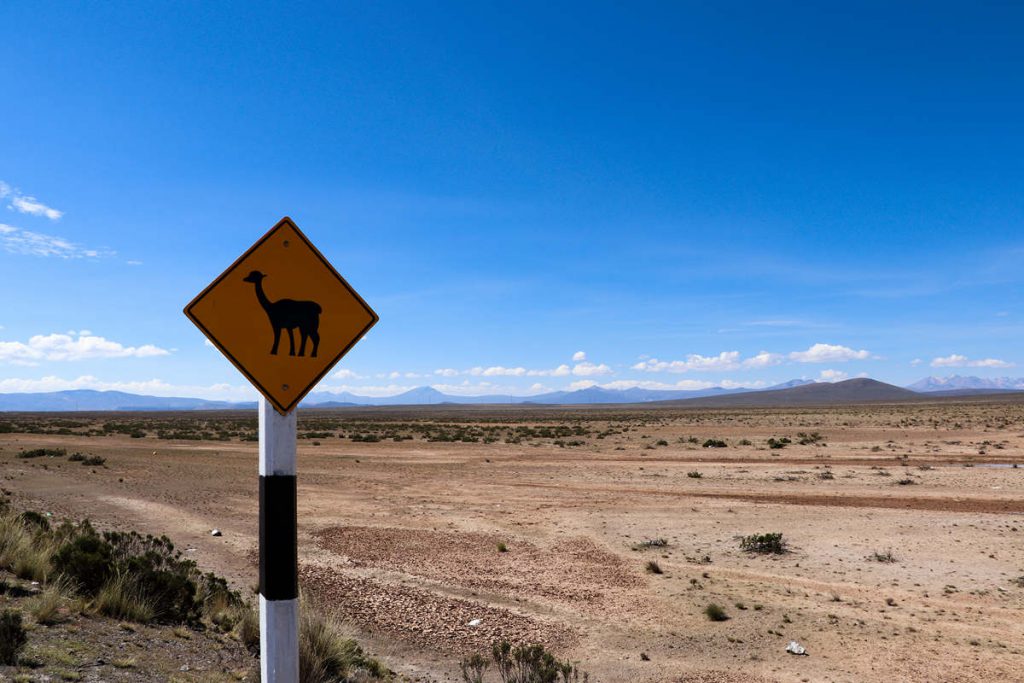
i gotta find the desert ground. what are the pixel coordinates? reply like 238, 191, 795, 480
2, 399, 1024, 682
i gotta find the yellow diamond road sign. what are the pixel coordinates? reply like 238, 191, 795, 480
184, 217, 378, 414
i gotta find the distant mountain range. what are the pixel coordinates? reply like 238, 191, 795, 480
907, 375, 1024, 392
0, 376, 1021, 412
304, 380, 812, 407
0, 390, 255, 412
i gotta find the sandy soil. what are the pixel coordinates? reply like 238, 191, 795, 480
2, 402, 1024, 682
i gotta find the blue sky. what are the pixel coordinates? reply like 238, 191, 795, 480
2, 2, 1023, 400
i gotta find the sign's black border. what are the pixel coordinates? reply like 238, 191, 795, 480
183, 216, 379, 415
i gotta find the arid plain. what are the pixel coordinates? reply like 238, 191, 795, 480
3, 399, 1024, 683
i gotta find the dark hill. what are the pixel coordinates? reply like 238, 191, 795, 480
654, 378, 917, 407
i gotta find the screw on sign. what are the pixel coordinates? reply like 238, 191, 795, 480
184, 217, 378, 682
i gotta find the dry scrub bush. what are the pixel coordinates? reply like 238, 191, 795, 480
739, 532, 787, 554
487, 641, 588, 683
704, 603, 729, 621
0, 609, 28, 664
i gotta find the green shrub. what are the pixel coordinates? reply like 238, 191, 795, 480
704, 603, 729, 621
17, 448, 66, 459
702, 439, 727, 448
461, 653, 489, 683
103, 531, 198, 623
739, 532, 787, 554
80, 455, 106, 467
687, 471, 703, 478
197, 572, 243, 628
0, 609, 28, 664
52, 522, 113, 596
68, 452, 86, 462
490, 640, 586, 683
645, 560, 663, 574
767, 437, 790, 449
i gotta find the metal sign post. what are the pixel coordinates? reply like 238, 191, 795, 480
184, 217, 378, 683
259, 397, 298, 682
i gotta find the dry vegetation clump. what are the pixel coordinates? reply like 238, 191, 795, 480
739, 532, 788, 554
0, 499, 392, 680
0, 608, 28, 664
299, 607, 389, 683
460, 641, 588, 683
868, 549, 898, 563
704, 603, 729, 621
631, 538, 668, 551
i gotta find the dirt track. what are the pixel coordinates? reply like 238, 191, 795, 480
3, 403, 1024, 682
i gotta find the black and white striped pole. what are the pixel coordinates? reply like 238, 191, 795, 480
259, 397, 299, 682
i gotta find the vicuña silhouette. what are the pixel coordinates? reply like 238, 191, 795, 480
242, 270, 322, 357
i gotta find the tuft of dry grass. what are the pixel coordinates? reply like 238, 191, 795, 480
94, 572, 155, 623
30, 578, 75, 625
299, 607, 387, 683
0, 510, 55, 582
234, 604, 260, 654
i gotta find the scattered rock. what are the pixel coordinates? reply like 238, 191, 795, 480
786, 640, 808, 655
211, 529, 222, 537
467, 618, 483, 627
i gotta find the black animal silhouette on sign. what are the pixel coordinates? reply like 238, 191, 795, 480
243, 270, 322, 357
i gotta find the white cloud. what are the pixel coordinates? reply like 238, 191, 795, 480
0, 223, 112, 259
0, 375, 255, 401
568, 380, 598, 390
632, 351, 782, 373
788, 343, 871, 363
325, 383, 417, 397
0, 332, 170, 364
332, 368, 361, 379
599, 379, 715, 391
910, 358, 923, 366
431, 382, 532, 396
126, 260, 143, 266
743, 351, 784, 368
0, 181, 63, 220
930, 354, 1014, 368
468, 366, 528, 377
10, 195, 63, 221
572, 361, 612, 376
819, 369, 848, 382
572, 350, 587, 362
576, 378, 767, 391
443, 363, 578, 378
